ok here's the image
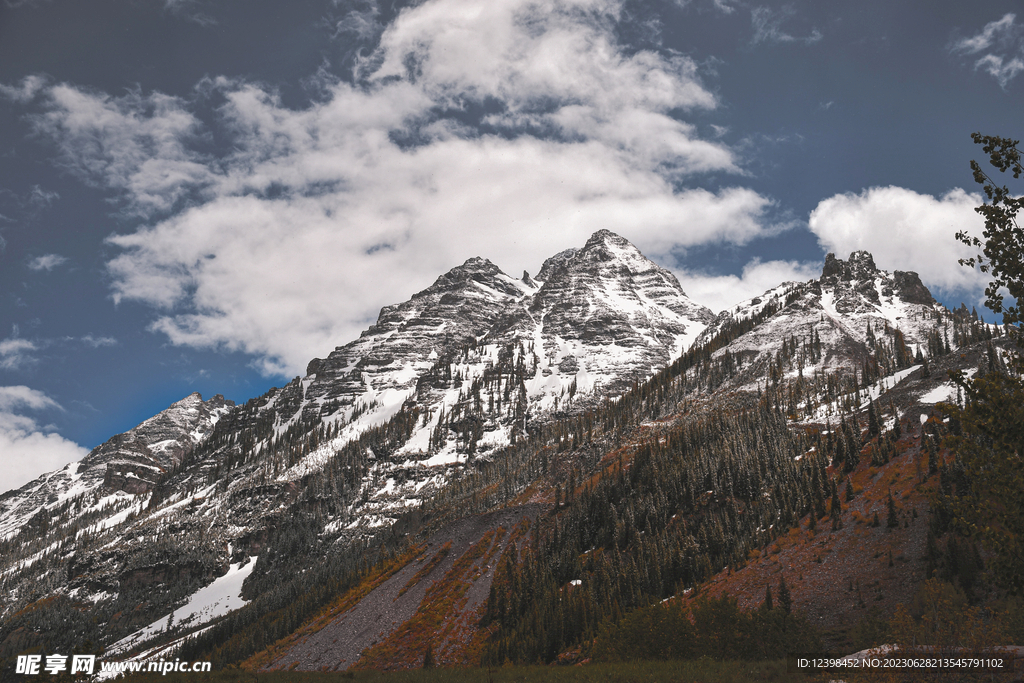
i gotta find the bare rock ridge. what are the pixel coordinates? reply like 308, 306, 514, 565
0, 230, 712, 623
283, 229, 713, 452
0, 392, 233, 538
301, 254, 533, 419
819, 250, 936, 313
1, 235, 975, 671
97, 393, 235, 494
694, 250, 945, 393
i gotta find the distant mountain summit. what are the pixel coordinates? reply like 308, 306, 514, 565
0, 231, 712, 625
244, 229, 712, 481
692, 250, 947, 395
518, 229, 713, 359
819, 250, 935, 313
0, 393, 232, 539
4, 238, 996, 670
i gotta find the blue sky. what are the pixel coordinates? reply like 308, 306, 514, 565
0, 0, 1020, 490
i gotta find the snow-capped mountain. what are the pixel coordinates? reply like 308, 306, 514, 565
690, 250, 948, 393
304, 228, 711, 426
1, 237, 1001, 670
508, 230, 714, 397
219, 228, 713, 483
0, 230, 711, 650
0, 393, 233, 540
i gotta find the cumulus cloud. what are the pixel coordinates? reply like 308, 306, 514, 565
808, 186, 986, 296
25, 83, 214, 217
27, 253, 68, 271
0, 386, 88, 493
0, 74, 47, 103
751, 6, 822, 46
326, 0, 382, 41
18, 0, 783, 376
951, 13, 1024, 88
0, 337, 37, 371
675, 258, 820, 313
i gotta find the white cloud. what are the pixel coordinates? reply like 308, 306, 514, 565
808, 186, 987, 296
106, 144, 774, 374
675, 258, 820, 313
22, 0, 783, 376
0, 337, 37, 371
0, 385, 59, 412
973, 54, 1024, 89
951, 13, 1024, 88
952, 13, 1018, 55
28, 185, 59, 209
326, 0, 382, 41
0, 184, 59, 228
0, 386, 88, 493
751, 6, 822, 46
27, 253, 68, 271
27, 84, 215, 216
161, 0, 217, 26
80, 335, 117, 348
0, 74, 47, 103
712, 0, 735, 14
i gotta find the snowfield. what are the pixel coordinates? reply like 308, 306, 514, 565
107, 555, 258, 658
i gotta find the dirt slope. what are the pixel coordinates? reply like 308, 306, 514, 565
691, 417, 937, 651
268, 504, 544, 671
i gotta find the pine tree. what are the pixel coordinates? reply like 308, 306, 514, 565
830, 487, 843, 531
423, 643, 434, 668
926, 436, 939, 476
886, 493, 899, 529
778, 576, 792, 615
763, 584, 773, 611
867, 398, 880, 438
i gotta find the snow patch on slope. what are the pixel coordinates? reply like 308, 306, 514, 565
107, 556, 258, 658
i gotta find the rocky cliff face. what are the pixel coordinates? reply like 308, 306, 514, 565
508, 230, 714, 397
690, 251, 948, 399
300, 255, 534, 421
0, 393, 233, 539
212, 229, 712, 483
0, 239, 989, 667
0, 230, 712, 651
818, 251, 936, 314
97, 393, 235, 494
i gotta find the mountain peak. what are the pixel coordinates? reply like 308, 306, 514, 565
821, 250, 879, 281
414, 257, 504, 299
460, 256, 497, 270
583, 228, 631, 249
172, 392, 204, 406
578, 229, 647, 268
818, 251, 933, 305
537, 231, 648, 281
536, 248, 579, 281
849, 250, 877, 270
